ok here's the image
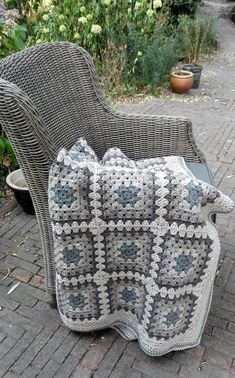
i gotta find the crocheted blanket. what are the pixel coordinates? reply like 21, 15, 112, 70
48, 139, 234, 356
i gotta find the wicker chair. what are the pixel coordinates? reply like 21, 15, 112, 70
0, 42, 210, 306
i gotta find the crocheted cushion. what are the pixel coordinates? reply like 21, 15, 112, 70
49, 138, 234, 356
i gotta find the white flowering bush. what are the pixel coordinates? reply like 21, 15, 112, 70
26, 0, 162, 57
5, 0, 214, 95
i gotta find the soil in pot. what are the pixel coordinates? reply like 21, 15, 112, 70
170, 70, 194, 94
6, 169, 35, 215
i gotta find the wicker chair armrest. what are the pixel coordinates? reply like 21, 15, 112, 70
101, 109, 206, 163
0, 78, 56, 297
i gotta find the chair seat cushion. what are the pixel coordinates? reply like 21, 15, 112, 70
48, 139, 234, 356
186, 162, 214, 185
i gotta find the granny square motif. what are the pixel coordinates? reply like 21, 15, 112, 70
49, 138, 234, 356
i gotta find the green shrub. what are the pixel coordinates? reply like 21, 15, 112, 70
122, 24, 178, 92
167, 0, 202, 19
0, 10, 24, 198
2, 0, 216, 97
26, 0, 162, 58
177, 13, 218, 62
0, 12, 26, 57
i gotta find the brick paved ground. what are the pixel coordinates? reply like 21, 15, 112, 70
0, 7, 235, 378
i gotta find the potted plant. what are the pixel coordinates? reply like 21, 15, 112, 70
6, 169, 35, 215
170, 70, 194, 94
182, 63, 203, 89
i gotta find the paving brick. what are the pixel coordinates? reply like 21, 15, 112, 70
215, 258, 233, 288
3, 216, 32, 239
3, 372, 19, 378
210, 306, 235, 324
71, 366, 93, 378
202, 334, 235, 357
199, 363, 233, 377
20, 218, 37, 233
0, 308, 43, 335
29, 274, 45, 289
0, 213, 26, 238
95, 329, 117, 350
231, 360, 235, 376
52, 331, 80, 364
126, 342, 180, 373
109, 352, 135, 378
126, 369, 149, 378
182, 345, 205, 360
213, 327, 235, 345
0, 274, 15, 287
0, 238, 39, 264
93, 337, 127, 378
36, 359, 60, 378
207, 314, 228, 330
4, 255, 40, 275
20, 366, 39, 378
204, 348, 232, 370
80, 342, 108, 371
12, 324, 60, 374
0, 293, 20, 311
133, 360, 178, 378
71, 334, 96, 358
0, 284, 38, 308
179, 366, 206, 378
0, 332, 36, 376
0, 337, 17, 359
219, 299, 235, 315
31, 326, 70, 369
10, 268, 33, 283
0, 332, 6, 343
172, 350, 201, 370
54, 354, 82, 378
0, 318, 25, 340
18, 283, 47, 302
16, 304, 61, 326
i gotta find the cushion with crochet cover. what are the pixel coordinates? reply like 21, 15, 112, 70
48, 138, 234, 356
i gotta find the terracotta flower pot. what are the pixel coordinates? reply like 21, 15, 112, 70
170, 70, 194, 94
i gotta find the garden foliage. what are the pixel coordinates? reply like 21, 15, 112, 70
3, 0, 217, 95
0, 0, 218, 199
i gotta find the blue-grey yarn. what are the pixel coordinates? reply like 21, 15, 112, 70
48, 138, 234, 356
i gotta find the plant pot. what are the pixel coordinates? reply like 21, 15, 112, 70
170, 70, 194, 94
6, 169, 35, 215
182, 64, 203, 89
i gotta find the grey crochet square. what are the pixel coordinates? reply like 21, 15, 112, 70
55, 231, 97, 278
49, 138, 234, 356
104, 230, 154, 275
156, 232, 213, 287
147, 293, 197, 340
57, 281, 100, 322
108, 278, 146, 321
100, 170, 155, 221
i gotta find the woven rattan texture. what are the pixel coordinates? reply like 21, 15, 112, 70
0, 42, 206, 303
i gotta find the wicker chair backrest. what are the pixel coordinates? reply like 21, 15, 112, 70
0, 42, 110, 156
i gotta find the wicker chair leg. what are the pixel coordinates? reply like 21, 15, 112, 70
47, 293, 57, 308
34, 199, 56, 303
